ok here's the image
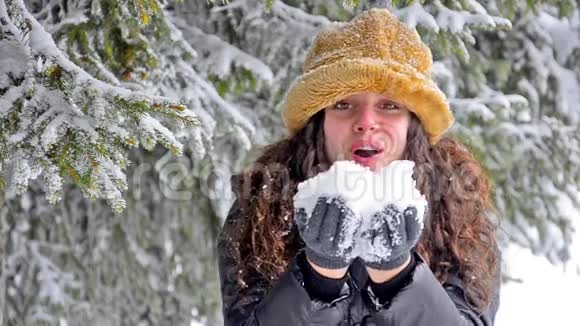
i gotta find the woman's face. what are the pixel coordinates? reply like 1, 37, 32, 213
323, 92, 411, 171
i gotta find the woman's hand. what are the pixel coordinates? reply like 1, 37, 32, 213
294, 196, 361, 277
358, 204, 423, 272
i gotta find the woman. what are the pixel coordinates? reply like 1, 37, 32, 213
218, 8, 500, 326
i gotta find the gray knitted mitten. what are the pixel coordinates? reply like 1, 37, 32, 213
295, 197, 361, 269
359, 204, 422, 270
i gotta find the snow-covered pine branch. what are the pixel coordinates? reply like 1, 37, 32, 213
391, 0, 511, 62
0, 0, 198, 213
447, 5, 580, 262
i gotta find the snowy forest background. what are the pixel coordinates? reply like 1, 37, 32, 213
0, 0, 579, 325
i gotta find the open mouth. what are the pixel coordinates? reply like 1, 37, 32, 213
353, 149, 381, 158
351, 140, 385, 167
351, 140, 385, 164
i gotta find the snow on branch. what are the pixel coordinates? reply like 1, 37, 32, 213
170, 14, 274, 84
270, 0, 331, 27
392, 1, 511, 62
0, 0, 199, 212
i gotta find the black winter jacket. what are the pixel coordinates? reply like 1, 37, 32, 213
218, 202, 501, 326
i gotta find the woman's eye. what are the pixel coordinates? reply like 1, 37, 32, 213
333, 102, 352, 111
381, 102, 401, 111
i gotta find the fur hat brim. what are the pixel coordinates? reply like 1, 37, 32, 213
280, 58, 454, 145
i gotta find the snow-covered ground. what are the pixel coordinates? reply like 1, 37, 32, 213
496, 244, 580, 325
496, 193, 580, 326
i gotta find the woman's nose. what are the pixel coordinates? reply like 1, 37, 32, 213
353, 107, 377, 133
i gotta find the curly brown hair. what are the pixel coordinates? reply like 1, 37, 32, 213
228, 110, 499, 311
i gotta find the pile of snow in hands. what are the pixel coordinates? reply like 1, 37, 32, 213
293, 160, 428, 259
294, 160, 427, 218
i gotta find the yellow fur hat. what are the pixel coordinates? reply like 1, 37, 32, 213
279, 8, 454, 145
